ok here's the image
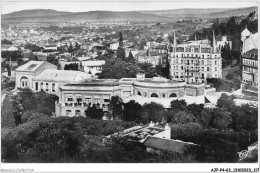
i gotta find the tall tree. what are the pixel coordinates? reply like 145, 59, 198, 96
123, 100, 142, 122
109, 96, 123, 120
119, 31, 123, 47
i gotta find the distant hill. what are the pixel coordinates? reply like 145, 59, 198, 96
1, 7, 258, 23
2, 10, 172, 23
2, 9, 73, 19
139, 6, 258, 19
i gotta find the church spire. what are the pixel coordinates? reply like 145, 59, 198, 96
212, 30, 217, 53
173, 29, 177, 48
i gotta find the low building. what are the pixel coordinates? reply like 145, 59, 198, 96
1, 45, 19, 51
55, 73, 205, 117
217, 36, 232, 50
81, 60, 105, 75
107, 122, 196, 154
15, 61, 91, 94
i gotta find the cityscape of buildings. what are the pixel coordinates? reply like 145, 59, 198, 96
1, 3, 258, 170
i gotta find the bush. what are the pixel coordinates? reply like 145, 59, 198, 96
226, 73, 234, 80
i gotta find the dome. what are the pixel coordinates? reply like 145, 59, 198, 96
241, 27, 251, 37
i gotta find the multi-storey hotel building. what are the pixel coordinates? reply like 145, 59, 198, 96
170, 30, 222, 84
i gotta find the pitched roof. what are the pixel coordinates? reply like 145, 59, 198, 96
245, 48, 258, 55
143, 136, 196, 154
15, 61, 45, 72
35, 69, 91, 83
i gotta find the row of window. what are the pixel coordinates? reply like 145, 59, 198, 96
137, 91, 177, 98
174, 72, 218, 78
173, 66, 218, 72
174, 54, 219, 58
66, 97, 110, 104
172, 59, 218, 65
243, 66, 258, 74
35, 82, 55, 92
243, 59, 258, 67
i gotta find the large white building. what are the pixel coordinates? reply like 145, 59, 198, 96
170, 30, 222, 84
15, 61, 91, 94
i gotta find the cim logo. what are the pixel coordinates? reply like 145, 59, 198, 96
237, 150, 251, 161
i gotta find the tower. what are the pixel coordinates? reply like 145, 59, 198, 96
212, 30, 217, 53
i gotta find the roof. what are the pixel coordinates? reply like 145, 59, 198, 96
65, 79, 119, 87
81, 60, 105, 66
70, 57, 80, 62
15, 61, 45, 72
143, 136, 196, 154
241, 28, 251, 37
35, 69, 91, 83
245, 48, 258, 55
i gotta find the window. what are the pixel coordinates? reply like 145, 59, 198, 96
151, 93, 158, 97
202, 55, 204, 58
202, 60, 204, 65
35, 82, 38, 90
46, 83, 49, 91
40, 83, 43, 91
68, 98, 73, 102
191, 60, 193, 64
20, 76, 29, 88
202, 67, 204, 71
187, 54, 189, 57
191, 54, 193, 57
169, 93, 177, 97
181, 60, 183, 64
52, 83, 55, 92
207, 67, 209, 71
215, 61, 217, 65
181, 54, 183, 58
181, 66, 183, 70
137, 91, 142, 96
196, 54, 198, 57
215, 67, 217, 71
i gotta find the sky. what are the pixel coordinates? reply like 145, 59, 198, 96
1, 0, 258, 14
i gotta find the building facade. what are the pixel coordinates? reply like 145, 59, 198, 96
170, 31, 222, 84
55, 73, 205, 117
15, 61, 91, 94
242, 49, 258, 92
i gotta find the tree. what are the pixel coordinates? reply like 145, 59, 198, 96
98, 59, 139, 79
123, 100, 142, 122
168, 111, 196, 124
187, 103, 204, 118
170, 99, 188, 112
1, 39, 12, 45
117, 47, 126, 61
68, 43, 74, 53
213, 108, 232, 130
197, 110, 212, 128
47, 55, 60, 69
118, 31, 123, 47
137, 62, 156, 78
127, 51, 135, 64
109, 96, 123, 120
85, 105, 104, 119
216, 93, 235, 111
141, 102, 165, 124
64, 63, 79, 71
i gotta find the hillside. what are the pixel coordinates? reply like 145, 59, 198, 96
2, 9, 73, 19
2, 10, 172, 23
1, 6, 258, 23
139, 6, 257, 19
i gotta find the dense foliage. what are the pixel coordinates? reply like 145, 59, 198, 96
1, 39, 13, 45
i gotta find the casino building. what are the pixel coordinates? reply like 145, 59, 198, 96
55, 73, 206, 117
